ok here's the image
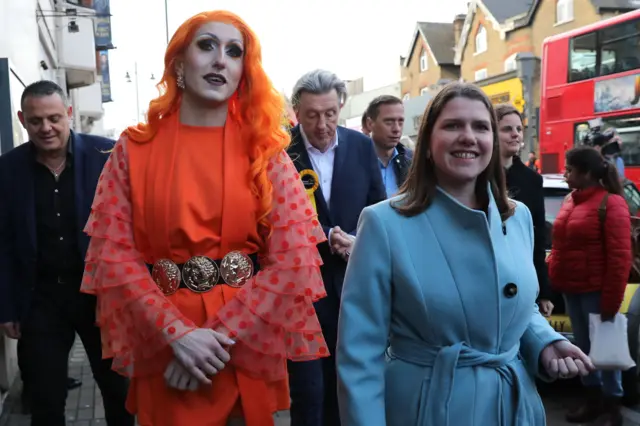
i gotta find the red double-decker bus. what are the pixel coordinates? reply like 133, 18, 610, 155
539, 9, 640, 183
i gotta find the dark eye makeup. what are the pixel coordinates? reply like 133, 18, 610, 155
227, 44, 243, 58
196, 37, 244, 58
197, 39, 215, 51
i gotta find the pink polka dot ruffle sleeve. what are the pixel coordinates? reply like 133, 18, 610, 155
81, 138, 196, 377
203, 150, 329, 381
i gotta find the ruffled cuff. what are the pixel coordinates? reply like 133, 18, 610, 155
81, 139, 195, 377
204, 151, 329, 381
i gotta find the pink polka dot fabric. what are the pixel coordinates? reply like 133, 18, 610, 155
82, 140, 329, 380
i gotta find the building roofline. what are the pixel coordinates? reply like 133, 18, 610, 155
454, 0, 504, 65
454, 0, 549, 64
402, 23, 441, 68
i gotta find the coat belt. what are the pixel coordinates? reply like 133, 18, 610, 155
387, 337, 535, 425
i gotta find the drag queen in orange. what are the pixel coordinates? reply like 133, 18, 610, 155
80, 10, 328, 426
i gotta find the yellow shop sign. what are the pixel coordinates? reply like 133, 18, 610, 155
480, 77, 524, 112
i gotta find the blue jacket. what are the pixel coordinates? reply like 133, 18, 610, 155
287, 125, 386, 340
0, 132, 113, 322
390, 142, 413, 189
337, 187, 565, 426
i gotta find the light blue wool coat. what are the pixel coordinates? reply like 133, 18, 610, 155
336, 187, 565, 426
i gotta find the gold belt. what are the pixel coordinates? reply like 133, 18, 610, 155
148, 251, 257, 295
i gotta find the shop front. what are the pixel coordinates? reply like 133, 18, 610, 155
477, 70, 525, 113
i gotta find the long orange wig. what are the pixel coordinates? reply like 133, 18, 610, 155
123, 10, 290, 243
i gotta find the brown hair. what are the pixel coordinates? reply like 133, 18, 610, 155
494, 103, 522, 123
366, 95, 403, 121
392, 82, 514, 220
566, 146, 623, 195
361, 111, 368, 128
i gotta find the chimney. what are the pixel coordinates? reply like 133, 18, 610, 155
453, 14, 466, 47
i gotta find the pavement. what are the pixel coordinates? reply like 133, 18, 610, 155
540, 379, 640, 426
0, 338, 290, 426
0, 339, 638, 426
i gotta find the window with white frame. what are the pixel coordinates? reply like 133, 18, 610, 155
420, 87, 429, 96
474, 69, 488, 81
504, 53, 518, 72
556, 0, 574, 24
420, 51, 428, 72
475, 26, 487, 54
403, 93, 410, 101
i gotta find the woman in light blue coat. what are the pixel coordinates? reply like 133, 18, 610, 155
336, 83, 594, 426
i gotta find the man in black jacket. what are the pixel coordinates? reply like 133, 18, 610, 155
0, 81, 132, 426
365, 95, 413, 197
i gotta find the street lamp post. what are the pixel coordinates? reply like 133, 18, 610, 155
125, 62, 155, 123
164, 0, 169, 44
516, 52, 541, 156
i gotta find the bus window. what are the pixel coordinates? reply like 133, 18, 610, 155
570, 32, 597, 82
617, 125, 640, 166
600, 49, 617, 76
574, 123, 590, 146
599, 19, 640, 76
574, 116, 640, 166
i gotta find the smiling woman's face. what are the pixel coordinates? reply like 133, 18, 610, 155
430, 96, 494, 188
178, 21, 244, 104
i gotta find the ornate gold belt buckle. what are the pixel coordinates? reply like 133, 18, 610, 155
220, 251, 254, 288
182, 256, 219, 293
151, 259, 181, 296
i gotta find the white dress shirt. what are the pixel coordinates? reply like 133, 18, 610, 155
300, 126, 338, 209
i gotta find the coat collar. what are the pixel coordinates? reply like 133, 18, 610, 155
288, 125, 348, 221
396, 142, 412, 159
571, 185, 606, 204
433, 183, 504, 234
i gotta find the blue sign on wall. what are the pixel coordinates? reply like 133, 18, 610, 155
98, 50, 112, 103
90, 0, 112, 49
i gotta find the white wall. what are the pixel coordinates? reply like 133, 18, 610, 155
0, 0, 58, 84
0, 0, 45, 86
345, 116, 362, 132
37, 0, 58, 79
38, 42, 56, 81
339, 83, 403, 124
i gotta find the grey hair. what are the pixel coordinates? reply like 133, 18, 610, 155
291, 69, 348, 108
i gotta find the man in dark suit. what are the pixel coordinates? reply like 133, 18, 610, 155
365, 95, 413, 197
0, 81, 133, 426
286, 69, 386, 426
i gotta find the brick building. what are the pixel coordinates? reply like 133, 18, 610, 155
454, 0, 638, 145
399, 0, 639, 143
400, 21, 461, 100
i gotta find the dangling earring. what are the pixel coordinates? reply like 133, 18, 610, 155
176, 72, 185, 90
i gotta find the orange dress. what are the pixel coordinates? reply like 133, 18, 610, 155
81, 115, 328, 426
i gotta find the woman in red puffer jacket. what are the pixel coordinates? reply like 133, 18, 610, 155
548, 146, 631, 426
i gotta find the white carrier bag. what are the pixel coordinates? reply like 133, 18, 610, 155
588, 313, 636, 370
